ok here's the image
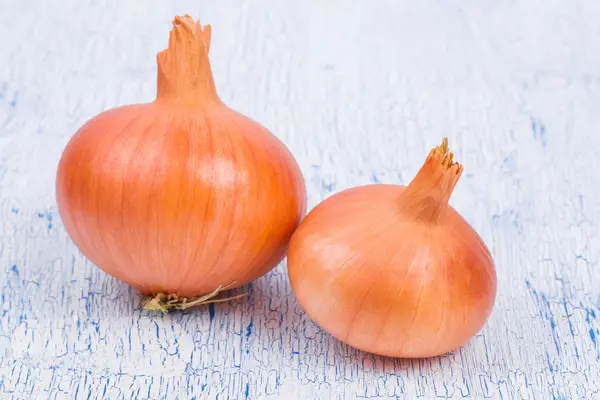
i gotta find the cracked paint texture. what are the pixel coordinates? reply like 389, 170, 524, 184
0, 0, 599, 399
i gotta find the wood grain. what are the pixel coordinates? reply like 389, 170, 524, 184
0, 0, 599, 398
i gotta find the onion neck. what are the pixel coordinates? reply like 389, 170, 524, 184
399, 138, 463, 223
155, 15, 221, 107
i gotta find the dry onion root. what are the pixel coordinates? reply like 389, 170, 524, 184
288, 138, 497, 358
56, 15, 306, 311
141, 281, 248, 313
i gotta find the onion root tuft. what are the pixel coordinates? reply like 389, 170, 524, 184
141, 282, 247, 313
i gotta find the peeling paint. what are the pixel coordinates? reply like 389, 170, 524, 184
1, 0, 600, 399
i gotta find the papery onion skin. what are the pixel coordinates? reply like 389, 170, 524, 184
56, 16, 306, 298
287, 140, 496, 358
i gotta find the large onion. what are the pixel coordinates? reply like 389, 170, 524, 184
56, 15, 306, 311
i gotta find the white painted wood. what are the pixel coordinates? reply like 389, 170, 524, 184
1, 0, 599, 398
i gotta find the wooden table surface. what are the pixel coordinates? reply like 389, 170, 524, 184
1, 1, 599, 399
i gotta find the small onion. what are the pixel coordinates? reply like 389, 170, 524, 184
56, 15, 306, 311
287, 139, 496, 358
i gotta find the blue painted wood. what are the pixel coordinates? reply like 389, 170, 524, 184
0, 0, 599, 398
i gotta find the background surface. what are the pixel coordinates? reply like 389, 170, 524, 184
1, 0, 599, 399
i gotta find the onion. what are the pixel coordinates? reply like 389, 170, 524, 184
287, 139, 496, 358
56, 15, 306, 311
